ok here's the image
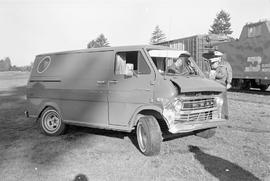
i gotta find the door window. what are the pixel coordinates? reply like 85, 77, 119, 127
115, 51, 150, 75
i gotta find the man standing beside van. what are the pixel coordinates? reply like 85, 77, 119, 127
207, 51, 232, 89
205, 51, 230, 119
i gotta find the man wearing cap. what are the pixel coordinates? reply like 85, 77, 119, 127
208, 51, 232, 89
204, 51, 231, 119
167, 57, 183, 74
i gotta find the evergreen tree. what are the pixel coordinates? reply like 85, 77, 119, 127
87, 34, 110, 48
209, 10, 233, 35
150, 25, 166, 44
95, 34, 110, 47
87, 40, 97, 48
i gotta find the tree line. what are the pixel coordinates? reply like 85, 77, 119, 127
86, 10, 232, 48
0, 57, 32, 72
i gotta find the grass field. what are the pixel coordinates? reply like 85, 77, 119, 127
0, 71, 29, 91
0, 71, 269, 181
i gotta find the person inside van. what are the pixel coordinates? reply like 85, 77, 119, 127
167, 57, 183, 74
166, 55, 197, 75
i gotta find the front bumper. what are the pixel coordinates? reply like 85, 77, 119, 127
168, 118, 227, 134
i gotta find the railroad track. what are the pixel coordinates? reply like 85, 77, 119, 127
228, 88, 270, 96
228, 89, 270, 106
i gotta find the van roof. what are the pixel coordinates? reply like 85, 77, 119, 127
37, 45, 176, 57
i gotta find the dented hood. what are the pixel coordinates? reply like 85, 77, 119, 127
170, 76, 225, 93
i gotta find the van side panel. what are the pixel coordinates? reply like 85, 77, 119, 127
59, 51, 114, 126
27, 51, 114, 126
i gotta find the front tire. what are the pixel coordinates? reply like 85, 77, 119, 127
136, 116, 162, 156
39, 107, 66, 136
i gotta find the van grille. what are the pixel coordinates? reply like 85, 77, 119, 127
176, 110, 216, 123
175, 97, 218, 123
182, 98, 216, 111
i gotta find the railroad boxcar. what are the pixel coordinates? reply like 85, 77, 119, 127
216, 21, 270, 91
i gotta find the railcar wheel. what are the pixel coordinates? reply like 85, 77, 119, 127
240, 80, 251, 90
136, 116, 162, 156
259, 85, 268, 91
39, 107, 66, 136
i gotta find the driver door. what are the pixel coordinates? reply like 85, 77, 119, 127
108, 50, 155, 126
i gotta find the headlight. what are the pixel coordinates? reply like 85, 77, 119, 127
173, 100, 183, 112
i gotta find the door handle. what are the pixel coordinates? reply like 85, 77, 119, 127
97, 80, 106, 84
108, 80, 118, 84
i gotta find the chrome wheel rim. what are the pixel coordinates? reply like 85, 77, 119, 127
42, 110, 61, 133
137, 122, 147, 152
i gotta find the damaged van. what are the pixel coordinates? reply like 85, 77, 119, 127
26, 45, 228, 156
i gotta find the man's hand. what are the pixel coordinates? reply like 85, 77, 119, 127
226, 83, 232, 89
209, 70, 216, 80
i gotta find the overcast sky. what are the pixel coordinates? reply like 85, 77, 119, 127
1, 0, 270, 66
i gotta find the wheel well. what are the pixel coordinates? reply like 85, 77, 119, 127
138, 110, 169, 133
37, 105, 54, 119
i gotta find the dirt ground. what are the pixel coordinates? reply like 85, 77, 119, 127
0, 71, 270, 181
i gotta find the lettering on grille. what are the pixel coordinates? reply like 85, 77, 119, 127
182, 98, 215, 111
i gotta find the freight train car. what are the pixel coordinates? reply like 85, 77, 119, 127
157, 35, 208, 74
215, 21, 270, 91
157, 20, 270, 91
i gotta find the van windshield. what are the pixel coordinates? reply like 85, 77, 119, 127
147, 49, 201, 76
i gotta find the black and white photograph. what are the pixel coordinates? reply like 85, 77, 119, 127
0, 0, 270, 180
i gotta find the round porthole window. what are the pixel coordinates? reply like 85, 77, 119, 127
37, 56, 51, 73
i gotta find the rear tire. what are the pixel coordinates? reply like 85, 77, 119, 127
39, 107, 66, 136
195, 128, 216, 139
136, 116, 162, 156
